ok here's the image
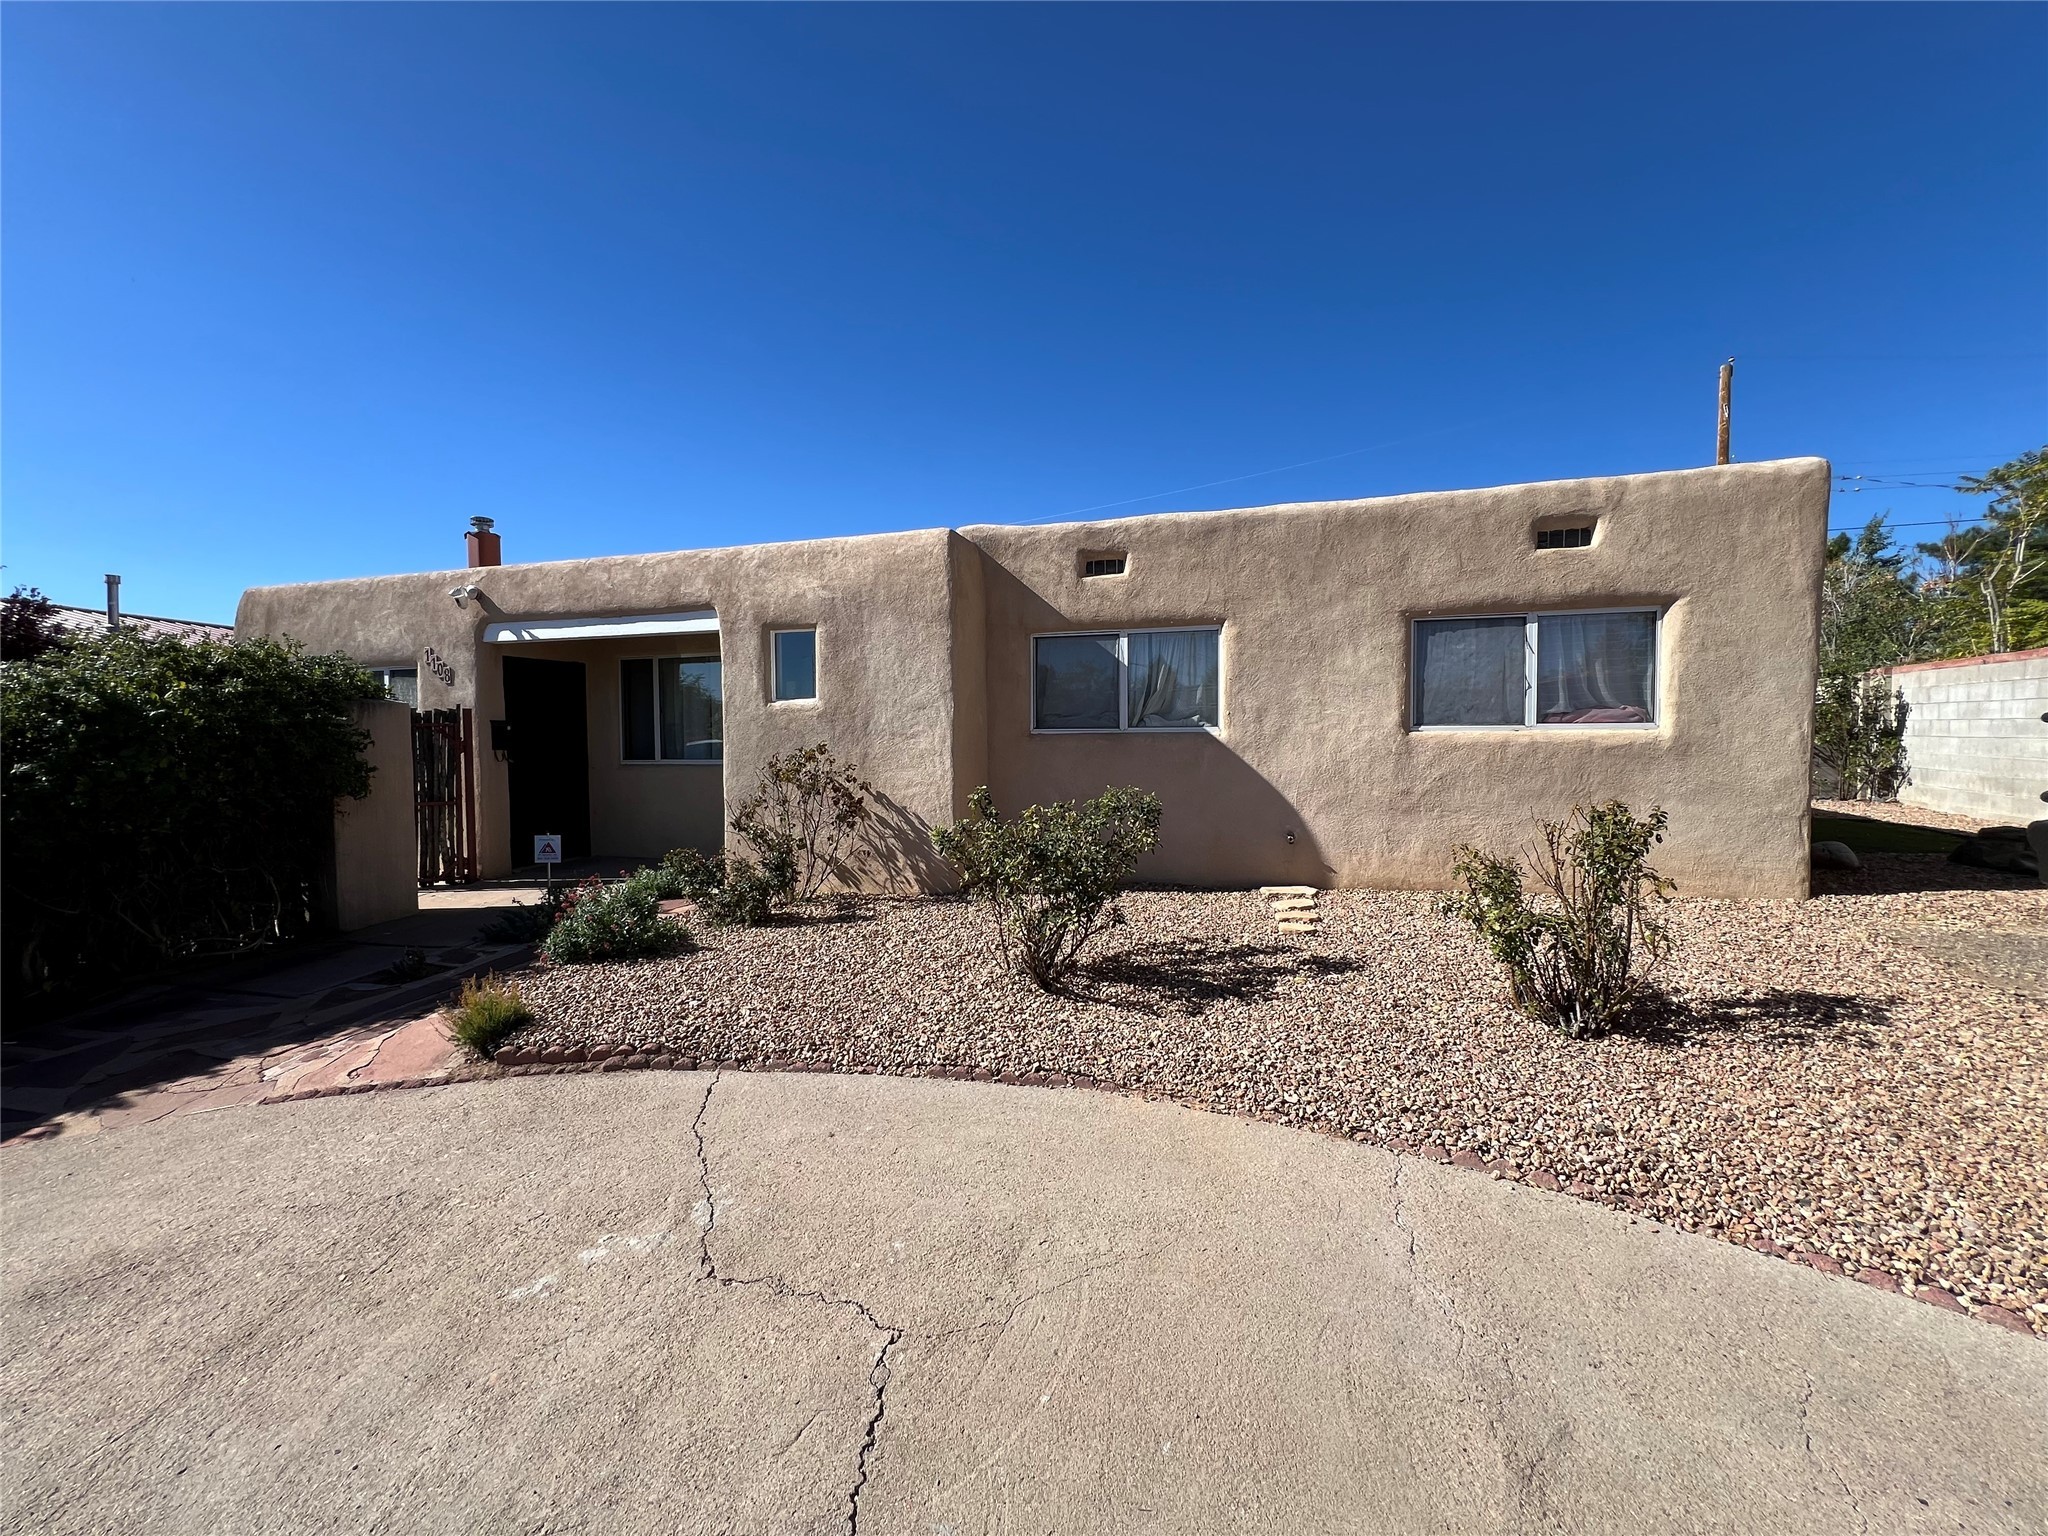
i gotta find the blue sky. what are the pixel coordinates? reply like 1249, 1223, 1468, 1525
5, 3, 2042, 622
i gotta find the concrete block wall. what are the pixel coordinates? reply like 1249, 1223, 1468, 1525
1876, 649, 2048, 824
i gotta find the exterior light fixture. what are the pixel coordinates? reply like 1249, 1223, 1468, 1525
448, 584, 483, 607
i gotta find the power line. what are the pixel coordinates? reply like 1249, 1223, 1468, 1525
1827, 517, 1996, 530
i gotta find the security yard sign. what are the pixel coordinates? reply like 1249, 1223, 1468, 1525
533, 835, 562, 868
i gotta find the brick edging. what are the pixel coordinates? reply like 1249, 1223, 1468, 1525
258, 1041, 2040, 1341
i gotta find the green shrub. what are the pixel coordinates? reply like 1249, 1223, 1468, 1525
1, 587, 66, 663
539, 875, 692, 964
1440, 802, 1675, 1039
1814, 673, 1910, 801
1, 631, 380, 1003
934, 784, 1162, 990
729, 743, 872, 902
445, 971, 532, 1057
661, 845, 794, 927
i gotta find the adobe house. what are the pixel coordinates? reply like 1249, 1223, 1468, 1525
236, 458, 1830, 899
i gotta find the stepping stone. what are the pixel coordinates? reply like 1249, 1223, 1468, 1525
1277, 921, 1321, 934
1257, 885, 1318, 897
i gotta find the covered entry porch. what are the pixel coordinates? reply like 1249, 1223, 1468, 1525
484, 609, 727, 871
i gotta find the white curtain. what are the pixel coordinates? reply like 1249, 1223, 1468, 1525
1535, 613, 1654, 722
1128, 630, 1218, 727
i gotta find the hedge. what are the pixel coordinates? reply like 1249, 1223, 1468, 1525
2, 631, 383, 1004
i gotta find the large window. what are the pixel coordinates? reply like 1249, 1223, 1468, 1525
1032, 628, 1220, 732
621, 657, 723, 760
1411, 609, 1659, 728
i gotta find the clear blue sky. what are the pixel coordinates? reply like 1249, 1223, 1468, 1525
5, 3, 2043, 623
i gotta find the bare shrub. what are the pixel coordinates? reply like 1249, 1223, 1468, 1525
1441, 802, 1675, 1039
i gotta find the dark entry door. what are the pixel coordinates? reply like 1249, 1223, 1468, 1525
503, 657, 592, 864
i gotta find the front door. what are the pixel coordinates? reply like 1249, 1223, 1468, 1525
503, 657, 592, 864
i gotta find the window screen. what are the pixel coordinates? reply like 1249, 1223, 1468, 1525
1033, 634, 1121, 730
1412, 617, 1528, 726
773, 629, 817, 701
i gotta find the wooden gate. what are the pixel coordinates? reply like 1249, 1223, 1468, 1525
413, 707, 480, 885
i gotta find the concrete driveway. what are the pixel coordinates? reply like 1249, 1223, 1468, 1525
4, 1072, 2043, 1535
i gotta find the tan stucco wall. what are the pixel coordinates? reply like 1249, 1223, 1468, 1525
962, 459, 1829, 898
238, 528, 973, 886
324, 700, 419, 931
241, 459, 1828, 900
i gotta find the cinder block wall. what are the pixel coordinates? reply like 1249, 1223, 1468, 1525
1878, 650, 2048, 823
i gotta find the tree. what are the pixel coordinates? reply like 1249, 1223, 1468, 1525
0, 587, 66, 663
1819, 515, 1937, 675
1920, 445, 2048, 655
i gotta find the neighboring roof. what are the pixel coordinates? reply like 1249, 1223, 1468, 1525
47, 605, 235, 644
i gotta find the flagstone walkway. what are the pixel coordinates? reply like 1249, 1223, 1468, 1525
1, 889, 540, 1144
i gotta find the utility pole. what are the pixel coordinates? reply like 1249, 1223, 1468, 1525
1716, 358, 1734, 465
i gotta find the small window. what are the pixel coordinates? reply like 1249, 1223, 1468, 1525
1033, 628, 1220, 731
1081, 553, 1128, 578
772, 628, 817, 701
1411, 609, 1658, 729
1535, 525, 1595, 549
622, 656, 723, 760
370, 667, 419, 708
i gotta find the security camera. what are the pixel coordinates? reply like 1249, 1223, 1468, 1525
448, 584, 483, 607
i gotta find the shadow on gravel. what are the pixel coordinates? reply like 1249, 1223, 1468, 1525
1077, 941, 1364, 1016
1812, 850, 2040, 898
1620, 988, 1892, 1048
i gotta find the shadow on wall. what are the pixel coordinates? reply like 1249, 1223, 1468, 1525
978, 562, 1332, 889
853, 789, 959, 895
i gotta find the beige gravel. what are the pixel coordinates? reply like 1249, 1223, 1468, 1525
515, 856, 2048, 1333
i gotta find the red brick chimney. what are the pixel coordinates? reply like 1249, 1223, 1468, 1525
465, 516, 502, 568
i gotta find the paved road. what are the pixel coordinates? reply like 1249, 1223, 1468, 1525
5, 1072, 2043, 1535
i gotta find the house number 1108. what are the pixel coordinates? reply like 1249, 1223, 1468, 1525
424, 647, 457, 686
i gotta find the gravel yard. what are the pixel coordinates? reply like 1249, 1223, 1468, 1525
513, 857, 2048, 1334
1811, 798, 2000, 835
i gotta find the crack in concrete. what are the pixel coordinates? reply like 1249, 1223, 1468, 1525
1798, 1369, 1871, 1534
1391, 1159, 1466, 1360
1394, 1156, 1551, 1517
929, 1244, 1169, 1354
689, 1070, 904, 1536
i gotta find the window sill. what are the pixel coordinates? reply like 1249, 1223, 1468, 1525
1030, 725, 1223, 736
1408, 722, 1660, 734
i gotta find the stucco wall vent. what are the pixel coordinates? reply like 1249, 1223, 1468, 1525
1534, 524, 1596, 550
1080, 553, 1128, 578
